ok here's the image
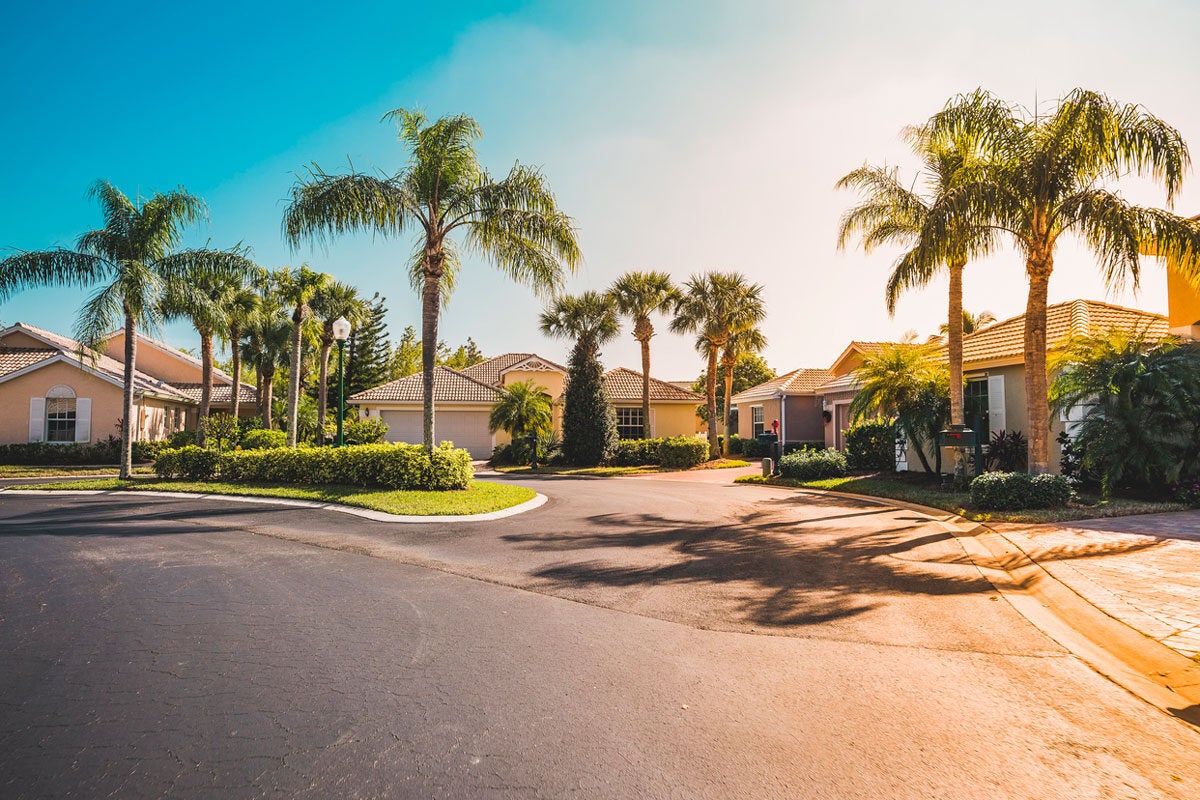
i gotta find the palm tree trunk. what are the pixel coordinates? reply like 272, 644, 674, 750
317, 338, 332, 438
1024, 257, 1053, 474
639, 336, 652, 439
120, 311, 136, 480
230, 323, 242, 422
197, 331, 213, 447
420, 267, 442, 453
722, 356, 735, 457
947, 260, 966, 427
263, 367, 275, 428
286, 315, 302, 447
255, 362, 263, 416
705, 345, 719, 459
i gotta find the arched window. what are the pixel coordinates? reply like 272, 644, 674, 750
45, 385, 77, 442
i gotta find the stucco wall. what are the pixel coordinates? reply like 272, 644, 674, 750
0, 361, 122, 444
501, 369, 564, 398
735, 398, 780, 440
104, 333, 206, 384
1, 331, 53, 349
783, 395, 824, 442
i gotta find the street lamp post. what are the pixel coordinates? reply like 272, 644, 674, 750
332, 316, 352, 447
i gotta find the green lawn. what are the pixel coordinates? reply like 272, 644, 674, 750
736, 473, 1183, 524
9, 478, 536, 517
0, 464, 156, 478
494, 458, 750, 477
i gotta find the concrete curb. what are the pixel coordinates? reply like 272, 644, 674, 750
1, 488, 548, 524
738, 481, 1200, 728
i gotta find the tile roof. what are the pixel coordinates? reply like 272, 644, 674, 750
730, 367, 834, 403
170, 382, 258, 404
0, 347, 58, 377
960, 299, 1168, 365
460, 353, 567, 386
604, 367, 705, 402
348, 365, 501, 403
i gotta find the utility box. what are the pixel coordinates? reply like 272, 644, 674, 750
756, 433, 778, 445
937, 425, 977, 448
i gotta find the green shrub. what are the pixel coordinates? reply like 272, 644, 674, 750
783, 440, 826, 455
611, 438, 663, 466
985, 430, 1028, 472
216, 443, 472, 490
240, 429, 286, 450
969, 471, 1073, 510
342, 417, 389, 445
845, 422, 895, 471
154, 445, 218, 480
167, 429, 197, 448
777, 448, 848, 480
0, 438, 160, 465
658, 437, 710, 468
131, 440, 165, 463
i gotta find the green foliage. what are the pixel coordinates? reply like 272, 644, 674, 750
341, 417, 389, 445
240, 429, 287, 450
559, 336, 618, 466
985, 430, 1028, 472
845, 422, 896, 471
0, 438, 159, 466
778, 449, 849, 481
969, 472, 1073, 510
345, 293, 392, 396
214, 443, 472, 490
851, 343, 950, 473
611, 438, 663, 466
154, 445, 219, 481
693, 353, 775, 423
442, 337, 485, 370
168, 429, 197, 448
489, 381, 552, 440
1170, 480, 1200, 508
200, 413, 241, 453
658, 436, 710, 468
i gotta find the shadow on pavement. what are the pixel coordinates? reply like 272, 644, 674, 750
0, 497, 296, 536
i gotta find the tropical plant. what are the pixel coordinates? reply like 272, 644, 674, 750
692, 352, 775, 424
489, 380, 552, 463
283, 109, 582, 452
275, 265, 331, 447
540, 291, 620, 465
918, 88, 1200, 472
939, 309, 996, 336
608, 271, 680, 439
241, 294, 291, 428
717, 328, 767, 455
221, 284, 261, 421
310, 280, 368, 434
1050, 332, 1200, 495
849, 342, 950, 473
344, 292, 392, 396
838, 115, 995, 435
0, 180, 253, 477
670, 272, 766, 459
199, 413, 241, 454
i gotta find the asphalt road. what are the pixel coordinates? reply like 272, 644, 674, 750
2, 473, 1199, 798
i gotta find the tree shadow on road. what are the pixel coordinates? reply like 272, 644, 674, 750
0, 497, 298, 537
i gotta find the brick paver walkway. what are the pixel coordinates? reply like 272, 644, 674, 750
995, 511, 1200, 658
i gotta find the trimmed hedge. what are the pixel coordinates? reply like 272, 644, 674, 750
727, 435, 823, 457
611, 438, 662, 466
240, 429, 286, 450
969, 471, 1073, 510
777, 448, 848, 481
0, 439, 160, 465
155, 442, 473, 490
845, 422, 895, 471
659, 436, 710, 468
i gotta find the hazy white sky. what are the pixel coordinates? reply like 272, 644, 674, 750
6, 0, 1200, 380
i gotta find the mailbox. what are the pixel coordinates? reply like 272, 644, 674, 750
937, 425, 977, 448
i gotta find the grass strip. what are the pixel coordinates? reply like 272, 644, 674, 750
0, 465, 155, 478
494, 459, 750, 477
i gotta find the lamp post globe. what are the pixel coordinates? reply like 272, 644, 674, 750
333, 317, 352, 447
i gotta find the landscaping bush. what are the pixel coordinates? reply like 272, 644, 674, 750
969, 471, 1073, 510
167, 429, 197, 448
1170, 479, 1200, 507
845, 421, 895, 471
783, 440, 827, 456
215, 443, 472, 490
154, 445, 219, 480
985, 430, 1028, 472
658, 436, 710, 468
240, 429, 286, 450
611, 438, 663, 466
0, 438, 158, 465
777, 448, 848, 481
342, 417, 389, 445
200, 413, 241, 452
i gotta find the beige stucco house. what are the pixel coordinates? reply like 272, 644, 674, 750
349, 353, 706, 458
0, 322, 256, 446
729, 368, 832, 445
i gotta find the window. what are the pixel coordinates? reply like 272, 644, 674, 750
964, 378, 989, 430
615, 407, 645, 439
752, 406, 764, 437
46, 397, 77, 442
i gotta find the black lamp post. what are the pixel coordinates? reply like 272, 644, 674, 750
332, 316, 351, 447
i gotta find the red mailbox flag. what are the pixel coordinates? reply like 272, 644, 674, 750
771, 420, 779, 434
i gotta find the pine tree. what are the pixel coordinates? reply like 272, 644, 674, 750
561, 338, 618, 465
345, 293, 391, 396
389, 325, 421, 379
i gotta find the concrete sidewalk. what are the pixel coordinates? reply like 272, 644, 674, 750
993, 510, 1200, 660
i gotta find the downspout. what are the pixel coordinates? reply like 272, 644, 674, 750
776, 392, 786, 446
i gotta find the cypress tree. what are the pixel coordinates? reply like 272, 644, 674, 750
345, 293, 391, 397
561, 338, 617, 465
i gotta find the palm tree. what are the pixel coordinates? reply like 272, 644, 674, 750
608, 271, 680, 439
539, 290, 621, 354
670, 272, 766, 459
275, 265, 331, 447
241, 290, 292, 429
221, 285, 261, 421
0, 180, 253, 477
939, 309, 996, 336
920, 88, 1200, 473
489, 380, 553, 460
718, 327, 767, 455
837, 117, 994, 433
850, 343, 950, 474
310, 280, 368, 436
283, 109, 582, 453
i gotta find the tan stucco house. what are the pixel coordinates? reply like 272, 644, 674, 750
349, 353, 706, 458
729, 368, 833, 446
0, 322, 255, 445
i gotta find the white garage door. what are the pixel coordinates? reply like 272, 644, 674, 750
380, 410, 493, 459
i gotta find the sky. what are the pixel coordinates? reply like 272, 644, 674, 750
3, 0, 1200, 380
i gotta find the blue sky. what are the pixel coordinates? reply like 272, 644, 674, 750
3, 0, 1200, 378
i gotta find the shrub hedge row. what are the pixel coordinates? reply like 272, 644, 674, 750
154, 443, 474, 490
610, 437, 710, 468
0, 439, 162, 465
844, 422, 895, 471
240, 429, 287, 450
725, 435, 824, 457
777, 448, 849, 481
969, 471, 1072, 510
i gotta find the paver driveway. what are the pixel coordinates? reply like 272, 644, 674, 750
2, 474, 1199, 798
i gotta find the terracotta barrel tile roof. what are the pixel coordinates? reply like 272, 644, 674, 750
0, 347, 59, 376
603, 367, 704, 402
170, 383, 258, 404
459, 353, 566, 386
730, 367, 834, 403
349, 365, 500, 403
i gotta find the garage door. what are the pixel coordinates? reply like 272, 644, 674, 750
379, 410, 493, 459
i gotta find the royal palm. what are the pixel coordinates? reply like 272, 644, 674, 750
608, 271, 679, 439
276, 265, 331, 447
284, 109, 581, 452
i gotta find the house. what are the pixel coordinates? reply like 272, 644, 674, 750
349, 353, 705, 458
729, 368, 833, 446
0, 322, 257, 446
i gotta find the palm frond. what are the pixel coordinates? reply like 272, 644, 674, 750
0, 249, 110, 301
283, 167, 414, 248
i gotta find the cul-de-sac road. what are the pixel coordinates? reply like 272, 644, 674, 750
2, 471, 1199, 798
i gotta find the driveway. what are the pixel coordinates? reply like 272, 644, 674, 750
2, 476, 1199, 798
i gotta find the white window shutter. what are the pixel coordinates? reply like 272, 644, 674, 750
987, 375, 1006, 434
28, 397, 45, 442
75, 398, 92, 442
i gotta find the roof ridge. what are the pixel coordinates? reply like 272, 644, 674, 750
439, 363, 506, 392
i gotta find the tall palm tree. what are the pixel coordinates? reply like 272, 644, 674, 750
539, 290, 621, 355
283, 109, 582, 453
719, 327, 767, 455
939, 309, 996, 336
608, 271, 680, 439
242, 308, 291, 429
221, 284, 261, 421
920, 88, 1200, 473
275, 265, 331, 447
670, 272, 766, 459
310, 280, 368, 435
837, 116, 994, 433
0, 180, 253, 477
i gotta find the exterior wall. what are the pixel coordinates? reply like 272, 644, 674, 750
644, 402, 701, 438
782, 395, 824, 443
819, 389, 858, 449
0, 331, 53, 349
735, 398, 781, 440
1167, 253, 1200, 332
0, 361, 123, 444
137, 397, 190, 441
104, 333, 207, 384
501, 368, 565, 398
